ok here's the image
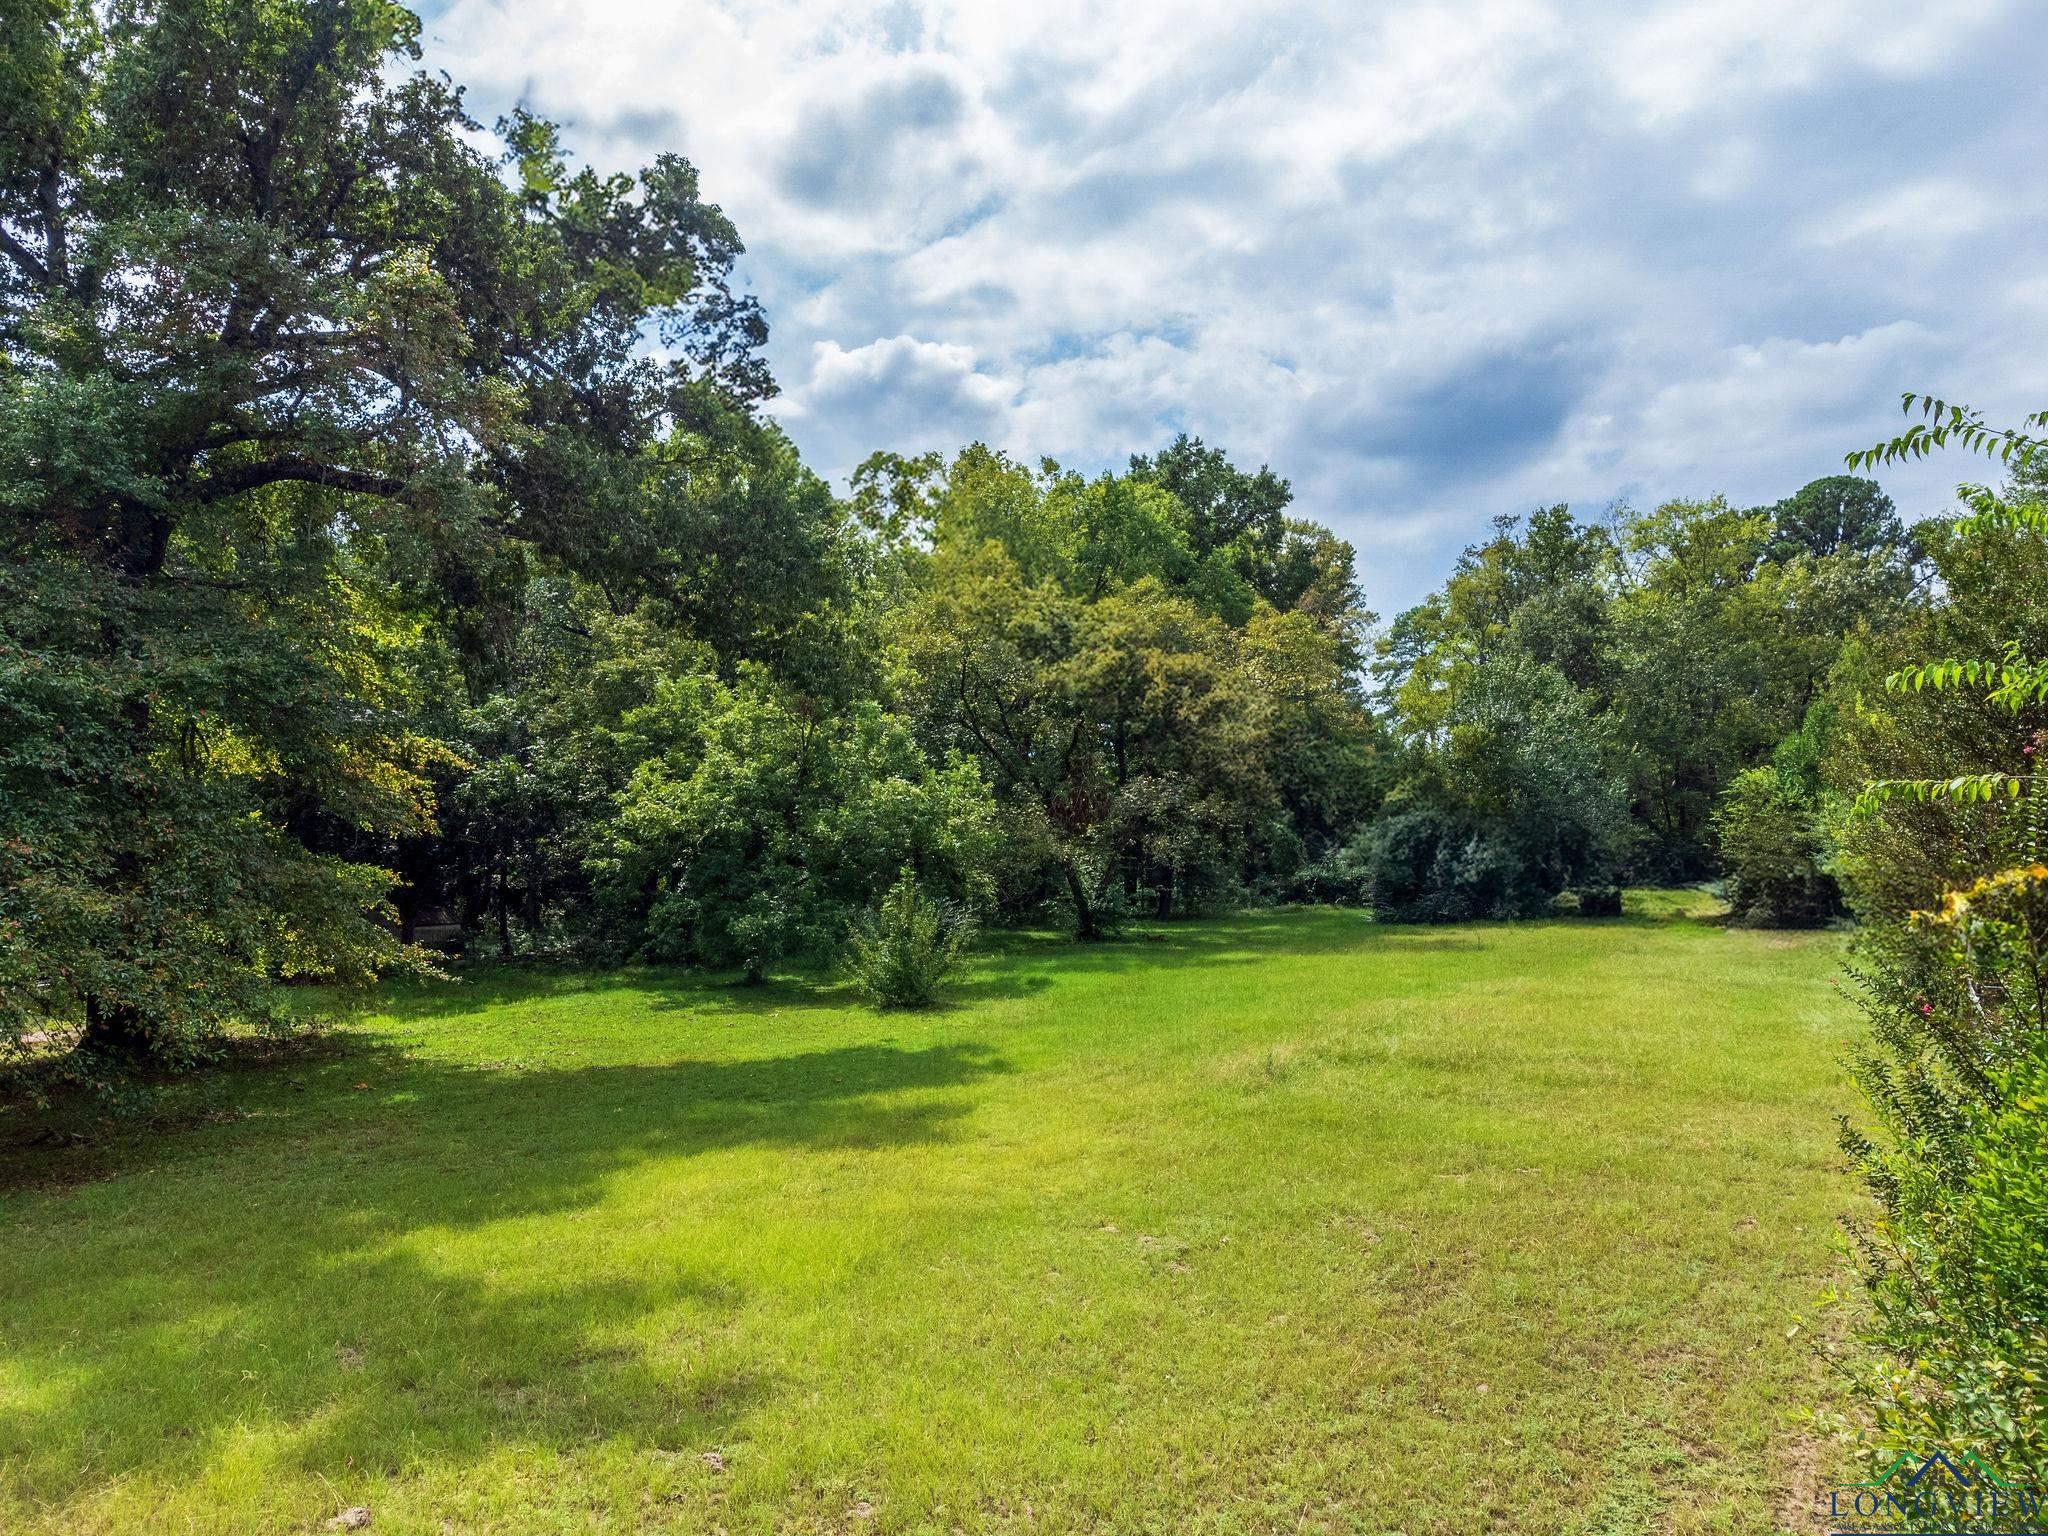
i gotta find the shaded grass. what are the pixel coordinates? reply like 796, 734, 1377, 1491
0, 897, 1863, 1533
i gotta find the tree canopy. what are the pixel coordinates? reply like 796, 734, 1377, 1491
0, 0, 1937, 1099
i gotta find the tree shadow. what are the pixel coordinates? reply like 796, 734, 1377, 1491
355, 910, 1517, 1028
0, 1037, 1010, 1508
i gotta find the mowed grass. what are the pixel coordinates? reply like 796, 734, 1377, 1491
0, 897, 1864, 1535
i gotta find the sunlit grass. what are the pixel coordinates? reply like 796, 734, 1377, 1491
0, 897, 1862, 1534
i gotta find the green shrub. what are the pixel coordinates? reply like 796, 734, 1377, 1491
847, 868, 976, 1009
1349, 805, 1565, 923
1575, 886, 1623, 917
1842, 863, 2048, 1485
1350, 806, 1482, 921
1815, 441, 2048, 1489
1715, 764, 1841, 927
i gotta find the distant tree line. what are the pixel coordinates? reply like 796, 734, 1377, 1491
1361, 477, 1919, 918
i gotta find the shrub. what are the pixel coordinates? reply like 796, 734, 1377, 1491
1347, 806, 1550, 922
1816, 445, 2048, 1488
1842, 862, 2048, 1484
1575, 887, 1623, 917
1280, 836, 1375, 905
1716, 764, 1841, 927
847, 868, 976, 1009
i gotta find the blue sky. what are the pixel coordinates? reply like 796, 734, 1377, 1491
413, 0, 2044, 612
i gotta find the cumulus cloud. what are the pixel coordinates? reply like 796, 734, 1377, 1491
414, 0, 2044, 609
779, 334, 1013, 466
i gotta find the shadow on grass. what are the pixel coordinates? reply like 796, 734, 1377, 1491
0, 1036, 1010, 1507
0, 898, 1718, 1511
366, 912, 1402, 1025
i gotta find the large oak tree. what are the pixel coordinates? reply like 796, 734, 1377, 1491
0, 0, 771, 1077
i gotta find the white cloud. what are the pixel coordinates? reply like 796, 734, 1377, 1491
414, 0, 2043, 608
1807, 179, 1996, 251
1603, 0, 2009, 123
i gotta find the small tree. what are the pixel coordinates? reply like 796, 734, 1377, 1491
1717, 708, 1843, 928
1716, 766, 1839, 926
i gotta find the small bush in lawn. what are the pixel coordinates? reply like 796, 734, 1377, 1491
1715, 763, 1841, 928
848, 868, 975, 1008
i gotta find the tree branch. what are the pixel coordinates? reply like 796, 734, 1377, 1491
0, 225, 52, 288
194, 457, 405, 502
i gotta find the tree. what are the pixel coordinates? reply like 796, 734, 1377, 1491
595, 670, 995, 983
893, 540, 1123, 937
892, 445, 1372, 934
1353, 654, 1628, 921
1714, 708, 1842, 929
1607, 497, 1818, 879
1764, 474, 1912, 565
1373, 504, 1613, 727
1241, 605, 1386, 895
1127, 433, 1290, 562
1369, 490, 1910, 891
0, 0, 772, 1077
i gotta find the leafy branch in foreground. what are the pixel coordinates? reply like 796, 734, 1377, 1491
1848, 394, 2048, 472
1835, 392, 2048, 1482
1844, 412, 2048, 815
1853, 642, 2046, 810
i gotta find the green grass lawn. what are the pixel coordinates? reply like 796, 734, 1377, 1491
0, 897, 1864, 1535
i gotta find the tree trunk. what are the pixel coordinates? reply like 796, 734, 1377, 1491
522, 853, 543, 939
1063, 860, 1101, 941
81, 996, 152, 1063
494, 864, 512, 959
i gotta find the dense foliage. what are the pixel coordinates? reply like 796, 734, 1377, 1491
1368, 485, 1916, 917
2, 0, 784, 1085
0, 1, 1946, 1106
8, 0, 2045, 1507
1715, 707, 1842, 928
846, 866, 976, 1009
1822, 403, 2048, 1485
888, 444, 1377, 935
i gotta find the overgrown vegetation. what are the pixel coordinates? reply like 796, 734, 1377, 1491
1826, 404, 2048, 1484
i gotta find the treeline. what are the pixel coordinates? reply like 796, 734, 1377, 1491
371, 434, 1381, 974
311, 449, 1935, 972
1362, 478, 1918, 919
0, 0, 1939, 1092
